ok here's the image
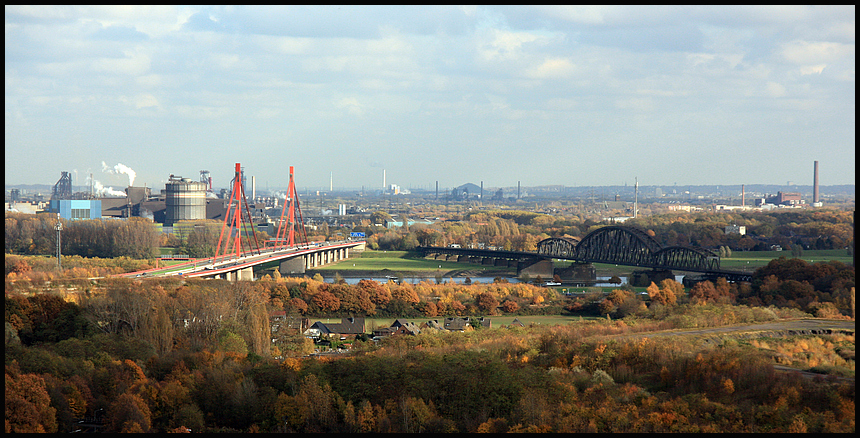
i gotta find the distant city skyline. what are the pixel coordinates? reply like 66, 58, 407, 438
5, 6, 855, 190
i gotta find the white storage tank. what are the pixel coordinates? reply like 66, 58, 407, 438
163, 175, 207, 226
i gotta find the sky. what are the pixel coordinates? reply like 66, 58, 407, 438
5, 5, 855, 194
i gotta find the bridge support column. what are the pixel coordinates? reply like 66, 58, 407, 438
481, 257, 494, 266
280, 257, 306, 275
238, 267, 254, 281
517, 260, 554, 279
556, 262, 596, 281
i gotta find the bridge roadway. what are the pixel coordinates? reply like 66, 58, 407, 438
121, 240, 365, 281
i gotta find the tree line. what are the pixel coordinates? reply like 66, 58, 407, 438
5, 208, 853, 261
5, 283, 853, 432
5, 213, 159, 259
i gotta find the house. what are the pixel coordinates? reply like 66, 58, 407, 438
393, 322, 421, 336
443, 317, 471, 331
304, 317, 365, 339
475, 317, 491, 329
420, 320, 444, 331
508, 318, 525, 328
372, 326, 398, 338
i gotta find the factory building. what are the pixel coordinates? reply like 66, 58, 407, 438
765, 191, 804, 206
48, 199, 101, 220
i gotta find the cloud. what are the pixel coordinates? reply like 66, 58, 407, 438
478, 29, 541, 62
526, 58, 576, 79
765, 81, 787, 98
91, 50, 151, 76
337, 97, 365, 116
780, 40, 854, 65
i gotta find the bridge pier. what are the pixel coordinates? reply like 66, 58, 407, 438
517, 259, 554, 279
555, 262, 596, 281
280, 257, 306, 275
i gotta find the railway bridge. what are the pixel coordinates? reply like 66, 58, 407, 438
418, 225, 753, 284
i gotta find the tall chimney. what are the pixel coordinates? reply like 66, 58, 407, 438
251, 176, 256, 200
634, 177, 638, 218
813, 161, 819, 204
742, 184, 745, 208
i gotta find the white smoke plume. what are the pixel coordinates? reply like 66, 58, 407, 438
101, 161, 137, 187
88, 175, 126, 197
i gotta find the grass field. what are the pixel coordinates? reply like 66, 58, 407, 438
316, 250, 515, 274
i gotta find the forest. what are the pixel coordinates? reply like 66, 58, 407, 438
5, 250, 856, 432
4, 207, 855, 432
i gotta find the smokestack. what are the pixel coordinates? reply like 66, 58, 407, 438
742, 184, 745, 208
252, 176, 256, 200
383, 170, 386, 189
480, 181, 483, 200
813, 161, 819, 204
330, 172, 333, 192
436, 181, 438, 199
517, 181, 520, 199
634, 177, 638, 218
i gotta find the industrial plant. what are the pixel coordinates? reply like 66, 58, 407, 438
3, 160, 845, 233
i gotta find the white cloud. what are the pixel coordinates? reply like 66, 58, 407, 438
799, 64, 827, 75
337, 97, 365, 116
477, 29, 541, 62
780, 40, 853, 65
525, 58, 576, 79
91, 50, 151, 76
765, 81, 787, 98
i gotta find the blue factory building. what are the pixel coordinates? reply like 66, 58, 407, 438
48, 199, 102, 220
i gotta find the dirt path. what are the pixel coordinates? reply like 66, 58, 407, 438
629, 318, 854, 339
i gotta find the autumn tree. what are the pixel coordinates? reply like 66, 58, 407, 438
500, 300, 519, 313
648, 280, 680, 306
311, 289, 341, 313
4, 366, 58, 433
475, 291, 499, 314
106, 392, 152, 433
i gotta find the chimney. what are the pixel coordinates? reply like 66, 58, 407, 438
742, 184, 745, 208
813, 161, 819, 204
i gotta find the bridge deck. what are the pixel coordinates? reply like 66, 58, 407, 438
121, 240, 363, 279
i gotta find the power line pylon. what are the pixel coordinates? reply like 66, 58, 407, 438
274, 166, 308, 249
213, 163, 261, 263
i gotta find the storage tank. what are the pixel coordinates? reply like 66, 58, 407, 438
163, 175, 207, 226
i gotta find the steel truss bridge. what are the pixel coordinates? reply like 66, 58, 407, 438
419, 225, 753, 283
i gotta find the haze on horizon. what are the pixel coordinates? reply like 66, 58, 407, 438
5, 5, 855, 191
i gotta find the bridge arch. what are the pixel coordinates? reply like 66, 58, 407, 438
536, 236, 580, 258
575, 225, 662, 265
653, 246, 720, 271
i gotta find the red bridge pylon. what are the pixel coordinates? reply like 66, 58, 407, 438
213, 163, 261, 263
272, 166, 308, 249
